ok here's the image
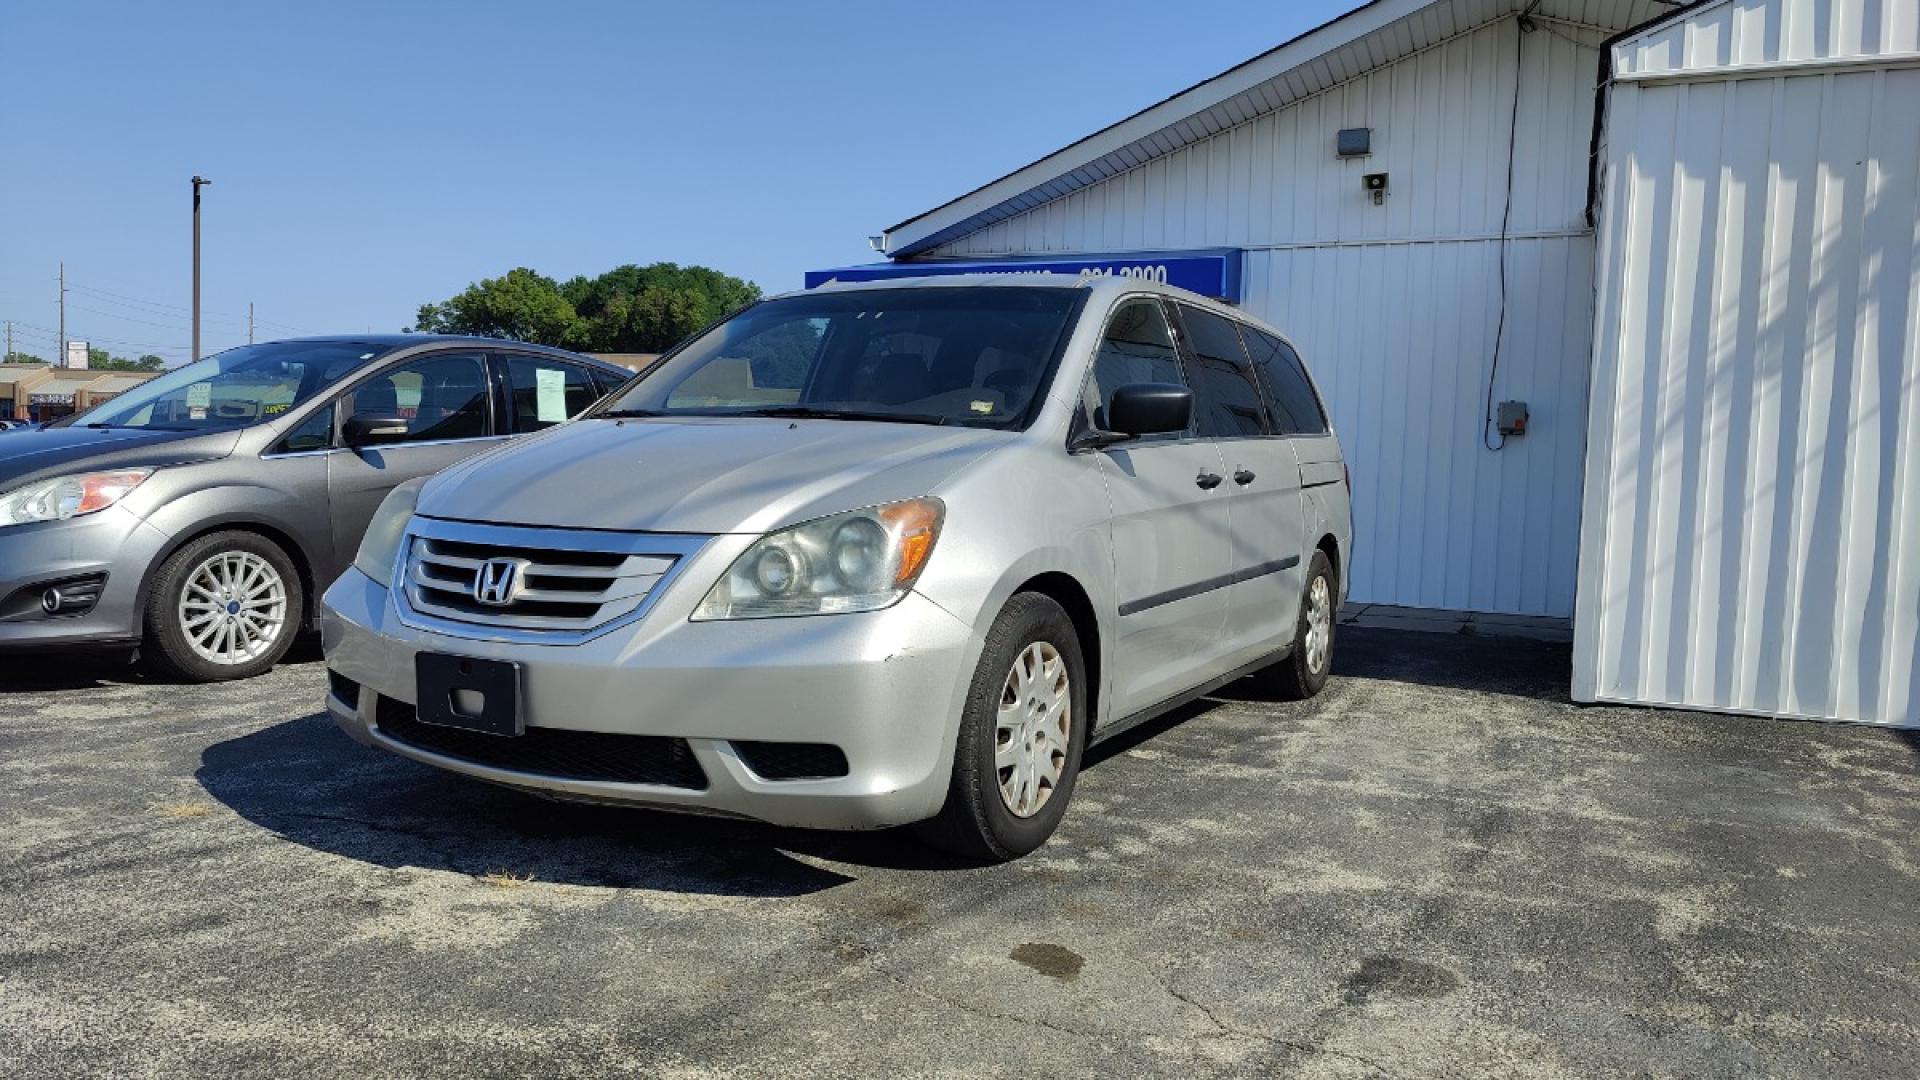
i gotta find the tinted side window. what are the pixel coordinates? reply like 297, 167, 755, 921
275, 403, 335, 453
1087, 299, 1186, 434
1176, 304, 1267, 438
343, 353, 491, 444
1245, 329, 1329, 436
591, 366, 631, 399
505, 356, 598, 433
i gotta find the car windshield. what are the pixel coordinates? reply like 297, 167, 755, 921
596, 287, 1087, 429
73, 341, 395, 432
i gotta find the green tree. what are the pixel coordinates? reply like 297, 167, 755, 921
412, 267, 585, 346
4, 351, 46, 365
414, 262, 761, 352
84, 348, 166, 372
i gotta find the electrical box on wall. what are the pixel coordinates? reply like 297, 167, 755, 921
1497, 400, 1529, 437
1362, 172, 1388, 205
1336, 128, 1372, 157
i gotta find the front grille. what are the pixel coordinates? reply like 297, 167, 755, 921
375, 696, 707, 789
399, 519, 700, 638
733, 741, 850, 781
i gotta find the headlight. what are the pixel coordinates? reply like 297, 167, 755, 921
692, 497, 944, 620
0, 469, 153, 528
353, 478, 426, 588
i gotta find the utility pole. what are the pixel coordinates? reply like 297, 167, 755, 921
57, 261, 65, 367
191, 175, 212, 361
5, 320, 11, 361
248, 301, 255, 344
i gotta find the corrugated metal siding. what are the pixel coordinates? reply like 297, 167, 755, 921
924, 16, 1609, 616
1617, 0, 1920, 74
889, 0, 1672, 255
932, 19, 1609, 257
1248, 236, 1594, 615
1576, 51, 1920, 724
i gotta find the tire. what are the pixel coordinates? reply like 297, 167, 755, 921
143, 530, 304, 683
916, 593, 1089, 861
1253, 550, 1337, 701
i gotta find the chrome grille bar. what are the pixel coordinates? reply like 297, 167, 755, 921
392, 516, 710, 644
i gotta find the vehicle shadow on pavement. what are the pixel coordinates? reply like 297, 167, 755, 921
0, 651, 147, 691
1287, 625, 1573, 703
195, 711, 974, 896
0, 634, 327, 692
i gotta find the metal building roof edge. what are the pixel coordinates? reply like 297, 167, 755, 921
880, 0, 1428, 257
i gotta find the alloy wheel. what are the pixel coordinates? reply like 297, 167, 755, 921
178, 551, 289, 666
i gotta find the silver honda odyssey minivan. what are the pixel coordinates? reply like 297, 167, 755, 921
322, 276, 1351, 859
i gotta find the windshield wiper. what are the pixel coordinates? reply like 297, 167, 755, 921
729, 406, 950, 427
84, 422, 191, 431
594, 408, 668, 419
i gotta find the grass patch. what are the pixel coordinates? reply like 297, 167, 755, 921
478, 869, 535, 889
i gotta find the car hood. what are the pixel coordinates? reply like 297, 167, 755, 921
418, 416, 1010, 534
0, 426, 239, 489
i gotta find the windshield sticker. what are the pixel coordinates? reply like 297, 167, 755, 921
970, 400, 994, 414
536, 367, 568, 422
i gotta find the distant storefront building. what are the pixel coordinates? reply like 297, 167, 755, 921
0, 363, 162, 422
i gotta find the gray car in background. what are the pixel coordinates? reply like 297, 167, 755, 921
0, 336, 630, 681
323, 277, 1352, 859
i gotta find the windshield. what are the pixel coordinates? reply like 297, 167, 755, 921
597, 287, 1086, 428
74, 341, 396, 432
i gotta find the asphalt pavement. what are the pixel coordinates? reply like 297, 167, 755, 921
2, 628, 1916, 1078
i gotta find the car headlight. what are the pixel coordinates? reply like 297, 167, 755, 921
353, 478, 426, 588
0, 469, 153, 528
692, 497, 944, 620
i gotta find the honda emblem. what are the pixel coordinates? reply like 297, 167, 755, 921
473, 558, 527, 607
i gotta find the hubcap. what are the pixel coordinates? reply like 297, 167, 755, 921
179, 551, 288, 666
1304, 575, 1332, 674
995, 641, 1071, 819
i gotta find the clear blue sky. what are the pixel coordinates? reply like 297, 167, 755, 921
1, 1, 1353, 364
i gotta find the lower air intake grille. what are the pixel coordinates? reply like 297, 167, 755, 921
375, 696, 707, 789
733, 740, 850, 781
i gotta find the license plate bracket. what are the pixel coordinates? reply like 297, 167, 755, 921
415, 653, 524, 736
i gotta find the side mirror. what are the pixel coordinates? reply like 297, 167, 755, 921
1107, 382, 1192, 437
343, 413, 410, 447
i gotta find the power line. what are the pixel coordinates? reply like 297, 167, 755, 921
65, 278, 315, 334
68, 305, 208, 331
66, 284, 252, 327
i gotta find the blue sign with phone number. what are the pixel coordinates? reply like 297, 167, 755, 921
805, 248, 1243, 303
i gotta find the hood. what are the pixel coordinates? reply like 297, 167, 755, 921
418, 417, 1010, 534
0, 426, 239, 490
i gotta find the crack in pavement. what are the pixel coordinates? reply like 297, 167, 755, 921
1145, 963, 1402, 1078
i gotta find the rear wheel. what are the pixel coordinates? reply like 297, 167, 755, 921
917, 593, 1087, 861
143, 531, 303, 683
1252, 549, 1336, 700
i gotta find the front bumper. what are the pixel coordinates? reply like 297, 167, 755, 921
321, 565, 981, 830
0, 507, 170, 649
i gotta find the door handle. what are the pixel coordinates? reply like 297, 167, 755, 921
1233, 468, 1256, 486
1195, 470, 1223, 490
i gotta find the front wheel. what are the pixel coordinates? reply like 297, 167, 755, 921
143, 531, 304, 683
916, 593, 1088, 861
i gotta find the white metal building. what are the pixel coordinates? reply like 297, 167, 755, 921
812, 0, 1919, 726
1578, 0, 1920, 724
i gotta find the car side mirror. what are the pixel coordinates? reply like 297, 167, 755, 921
1107, 383, 1192, 437
343, 413, 410, 447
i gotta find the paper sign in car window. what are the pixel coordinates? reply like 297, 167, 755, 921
186, 382, 212, 420
535, 367, 568, 423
